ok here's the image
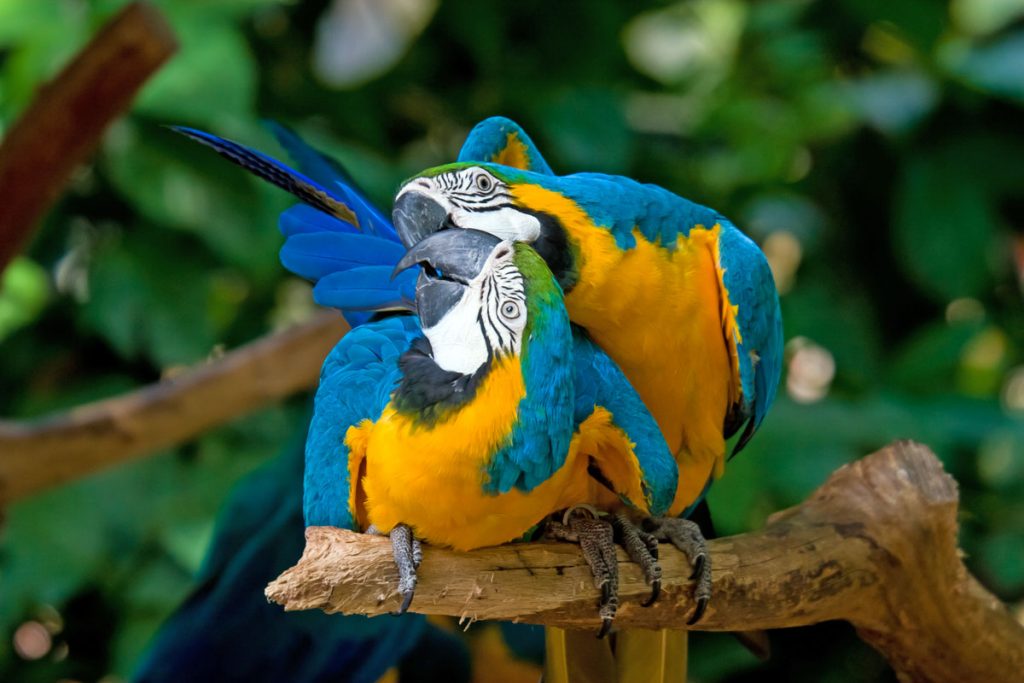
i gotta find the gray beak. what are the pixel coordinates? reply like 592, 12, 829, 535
392, 230, 504, 328
393, 229, 503, 283
393, 191, 448, 248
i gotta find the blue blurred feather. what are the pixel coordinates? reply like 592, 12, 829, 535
312, 267, 417, 313
280, 232, 407, 281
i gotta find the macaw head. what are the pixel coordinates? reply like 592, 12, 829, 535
392, 163, 577, 289
394, 229, 568, 377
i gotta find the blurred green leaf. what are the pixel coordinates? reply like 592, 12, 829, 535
893, 143, 1002, 302
943, 31, 1024, 104
979, 531, 1024, 592
102, 122, 284, 279
0, 257, 50, 342
81, 234, 218, 366
133, 16, 256, 125
889, 319, 984, 394
538, 89, 632, 173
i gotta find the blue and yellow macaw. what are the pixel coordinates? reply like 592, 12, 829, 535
309, 232, 679, 633
173, 117, 783, 682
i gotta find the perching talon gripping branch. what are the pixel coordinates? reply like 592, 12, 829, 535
267, 441, 1024, 683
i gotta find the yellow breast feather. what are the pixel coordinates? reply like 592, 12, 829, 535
510, 184, 740, 515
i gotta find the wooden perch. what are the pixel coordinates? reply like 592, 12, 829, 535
0, 312, 347, 505
0, 2, 177, 271
267, 441, 1024, 683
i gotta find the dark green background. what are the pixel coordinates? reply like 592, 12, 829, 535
2, 0, 1023, 680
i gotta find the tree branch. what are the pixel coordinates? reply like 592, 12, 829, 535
0, 312, 347, 505
0, 2, 177, 271
266, 441, 1024, 683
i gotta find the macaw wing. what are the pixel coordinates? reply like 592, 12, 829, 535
173, 126, 412, 326
570, 328, 678, 517
304, 316, 421, 528
718, 223, 784, 457
458, 116, 555, 175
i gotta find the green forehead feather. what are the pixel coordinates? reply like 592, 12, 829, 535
405, 161, 524, 184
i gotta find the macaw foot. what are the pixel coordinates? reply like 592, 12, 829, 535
611, 511, 662, 607
546, 505, 619, 638
386, 523, 422, 615
645, 517, 712, 624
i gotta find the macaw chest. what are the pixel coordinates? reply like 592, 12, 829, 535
564, 224, 736, 508
354, 359, 584, 551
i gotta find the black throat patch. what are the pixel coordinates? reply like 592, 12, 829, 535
519, 208, 577, 292
392, 336, 492, 426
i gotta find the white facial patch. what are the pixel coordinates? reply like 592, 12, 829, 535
396, 168, 543, 242
421, 242, 527, 376
453, 206, 542, 242
422, 289, 489, 375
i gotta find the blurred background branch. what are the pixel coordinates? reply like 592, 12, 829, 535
268, 442, 1024, 683
0, 311, 346, 506
0, 2, 176, 271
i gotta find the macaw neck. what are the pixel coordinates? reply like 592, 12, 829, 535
482, 303, 577, 494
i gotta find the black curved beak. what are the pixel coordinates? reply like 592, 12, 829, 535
393, 191, 448, 248
393, 230, 504, 328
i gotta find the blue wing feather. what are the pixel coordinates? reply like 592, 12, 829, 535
170, 126, 359, 227
279, 204, 359, 238
173, 125, 413, 327
268, 122, 399, 241
718, 223, 784, 456
570, 329, 678, 517
304, 317, 421, 528
280, 232, 407, 281
312, 267, 417, 313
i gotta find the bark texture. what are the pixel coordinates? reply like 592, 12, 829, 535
267, 441, 1024, 683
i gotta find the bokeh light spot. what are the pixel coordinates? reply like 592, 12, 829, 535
786, 337, 836, 404
13, 621, 51, 660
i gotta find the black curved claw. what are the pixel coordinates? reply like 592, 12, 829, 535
642, 579, 661, 608
597, 617, 613, 639
389, 523, 419, 615
687, 596, 708, 625
690, 553, 706, 581
397, 590, 415, 615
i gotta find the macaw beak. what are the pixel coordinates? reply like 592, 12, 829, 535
393, 191, 448, 248
393, 229, 503, 328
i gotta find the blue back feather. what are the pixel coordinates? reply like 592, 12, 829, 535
570, 329, 678, 516
458, 116, 555, 175
304, 316, 420, 528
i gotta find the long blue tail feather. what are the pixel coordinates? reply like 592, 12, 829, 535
171, 126, 360, 228
267, 122, 399, 241
174, 124, 417, 327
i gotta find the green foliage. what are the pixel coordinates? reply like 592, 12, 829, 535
1, 0, 1023, 681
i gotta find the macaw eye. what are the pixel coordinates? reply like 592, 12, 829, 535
476, 174, 493, 192
500, 301, 522, 320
